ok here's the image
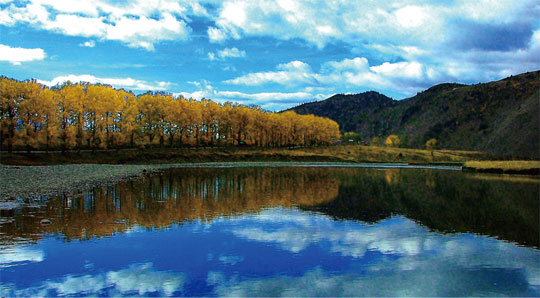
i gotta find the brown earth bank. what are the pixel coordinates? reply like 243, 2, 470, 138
0, 145, 490, 166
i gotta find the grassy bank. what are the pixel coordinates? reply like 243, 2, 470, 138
0, 145, 490, 166
0, 146, 496, 201
463, 161, 540, 175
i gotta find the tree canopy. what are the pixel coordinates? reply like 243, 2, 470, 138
0, 77, 340, 152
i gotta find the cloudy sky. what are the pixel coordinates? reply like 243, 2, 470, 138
1, 0, 539, 110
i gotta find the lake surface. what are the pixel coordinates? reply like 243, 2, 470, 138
1, 165, 539, 297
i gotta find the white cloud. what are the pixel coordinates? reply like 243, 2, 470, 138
0, 44, 46, 65
218, 47, 246, 59
208, 0, 538, 46
178, 88, 315, 103
225, 60, 317, 86
205, 0, 539, 83
370, 61, 423, 79
208, 47, 246, 60
217, 90, 315, 102
37, 74, 172, 91
207, 26, 228, 43
79, 40, 95, 48
45, 14, 107, 37
394, 5, 429, 28
218, 255, 244, 265
4, 263, 186, 297
224, 57, 432, 96
450, 0, 538, 23
207, 1, 447, 48
176, 81, 326, 110
105, 13, 190, 51
0, 0, 195, 50
0, 246, 44, 267
31, 0, 100, 17
206, 208, 540, 297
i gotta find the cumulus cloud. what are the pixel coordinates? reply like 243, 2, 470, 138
225, 60, 318, 86
0, 0, 196, 50
177, 87, 323, 110
0, 44, 46, 65
0, 246, 44, 267
3, 263, 186, 297
218, 47, 246, 58
176, 78, 328, 110
208, 47, 246, 60
207, 26, 228, 43
79, 40, 95, 48
1, 0, 538, 107
370, 61, 423, 79
207, 0, 539, 87
37, 74, 172, 91
208, 208, 540, 297
105, 13, 190, 50
44, 14, 108, 37
207, 0, 538, 47
224, 57, 434, 96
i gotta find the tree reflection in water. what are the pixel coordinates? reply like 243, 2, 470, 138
1, 166, 538, 248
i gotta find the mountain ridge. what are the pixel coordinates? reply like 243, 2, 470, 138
287, 70, 540, 159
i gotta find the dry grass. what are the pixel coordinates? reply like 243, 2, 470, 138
0, 145, 491, 166
464, 160, 540, 170
304, 145, 488, 164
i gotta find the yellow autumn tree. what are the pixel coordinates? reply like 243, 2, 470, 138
119, 90, 139, 147
0, 78, 25, 152
385, 135, 400, 147
425, 138, 437, 150
0, 77, 341, 151
57, 82, 84, 152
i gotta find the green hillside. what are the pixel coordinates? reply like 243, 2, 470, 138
289, 70, 540, 159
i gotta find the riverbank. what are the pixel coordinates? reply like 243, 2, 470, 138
2, 158, 538, 203
0, 164, 171, 202
463, 161, 540, 175
0, 161, 463, 202
0, 146, 510, 202
0, 145, 489, 165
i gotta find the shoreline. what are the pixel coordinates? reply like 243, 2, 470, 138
0, 162, 460, 203
3, 160, 538, 205
462, 161, 540, 176
0, 145, 490, 166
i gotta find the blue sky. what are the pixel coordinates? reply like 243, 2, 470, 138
1, 0, 539, 111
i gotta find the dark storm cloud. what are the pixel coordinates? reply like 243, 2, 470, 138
452, 21, 533, 51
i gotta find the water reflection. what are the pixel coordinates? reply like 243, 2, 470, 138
1, 209, 539, 297
305, 168, 540, 247
209, 210, 539, 297
1, 167, 537, 247
1, 167, 339, 243
0, 166, 539, 297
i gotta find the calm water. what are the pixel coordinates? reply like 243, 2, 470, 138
1, 165, 539, 297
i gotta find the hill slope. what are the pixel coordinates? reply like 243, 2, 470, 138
288, 70, 540, 159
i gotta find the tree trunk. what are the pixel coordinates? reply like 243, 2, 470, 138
77, 113, 83, 153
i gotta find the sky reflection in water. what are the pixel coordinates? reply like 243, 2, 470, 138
0, 167, 539, 297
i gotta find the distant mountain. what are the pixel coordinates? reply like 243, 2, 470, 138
287, 70, 540, 159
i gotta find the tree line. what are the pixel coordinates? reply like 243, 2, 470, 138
0, 77, 340, 153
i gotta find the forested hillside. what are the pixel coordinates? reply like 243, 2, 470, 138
0, 78, 339, 153
289, 70, 540, 159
